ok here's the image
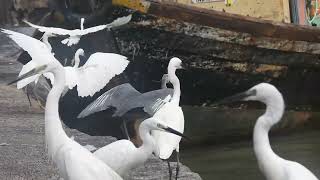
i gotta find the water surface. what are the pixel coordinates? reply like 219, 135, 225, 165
182, 130, 320, 180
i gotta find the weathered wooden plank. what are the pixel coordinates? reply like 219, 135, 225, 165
112, 0, 320, 42
133, 17, 320, 54
116, 24, 320, 68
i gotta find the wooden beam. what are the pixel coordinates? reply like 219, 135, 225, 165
112, 0, 320, 43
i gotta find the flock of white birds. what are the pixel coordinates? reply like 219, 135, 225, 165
2, 13, 319, 180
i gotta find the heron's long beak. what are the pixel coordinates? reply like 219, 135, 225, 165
214, 89, 257, 105
163, 126, 191, 141
8, 65, 47, 85
181, 63, 189, 70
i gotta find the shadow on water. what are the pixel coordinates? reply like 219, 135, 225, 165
181, 130, 320, 180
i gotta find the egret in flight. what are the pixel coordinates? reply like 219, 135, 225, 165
77, 74, 173, 139
215, 83, 319, 180
5, 30, 124, 180
8, 31, 129, 97
24, 14, 132, 46
151, 57, 186, 180
93, 117, 188, 177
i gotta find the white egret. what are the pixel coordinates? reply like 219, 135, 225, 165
151, 57, 186, 180
93, 117, 188, 177
9, 33, 129, 97
24, 14, 132, 46
5, 32, 124, 180
215, 83, 319, 180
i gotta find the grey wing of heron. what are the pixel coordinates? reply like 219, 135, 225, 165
115, 88, 174, 117
77, 83, 141, 118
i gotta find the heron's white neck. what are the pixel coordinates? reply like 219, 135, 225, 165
45, 64, 69, 160
161, 74, 169, 89
168, 67, 180, 105
137, 124, 157, 162
74, 50, 82, 68
253, 93, 285, 178
80, 18, 85, 30
42, 33, 52, 52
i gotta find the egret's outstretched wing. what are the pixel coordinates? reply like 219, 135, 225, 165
63, 53, 129, 97
106, 14, 132, 29
77, 83, 141, 118
116, 88, 174, 117
17, 61, 40, 89
1, 29, 54, 64
2, 29, 56, 88
24, 20, 73, 35
79, 14, 132, 35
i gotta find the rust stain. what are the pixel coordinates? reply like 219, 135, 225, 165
255, 64, 287, 77
112, 0, 150, 13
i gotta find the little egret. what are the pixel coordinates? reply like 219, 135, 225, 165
24, 14, 132, 46
3, 29, 129, 97
151, 57, 186, 180
93, 117, 188, 177
215, 83, 319, 180
7, 47, 124, 180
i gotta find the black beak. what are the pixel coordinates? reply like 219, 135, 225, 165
8, 65, 47, 85
164, 127, 191, 141
181, 63, 189, 70
214, 89, 256, 105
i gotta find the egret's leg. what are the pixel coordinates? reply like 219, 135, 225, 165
175, 151, 180, 180
167, 160, 172, 180
26, 87, 32, 107
121, 120, 130, 140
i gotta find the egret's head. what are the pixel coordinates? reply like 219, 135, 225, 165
76, 48, 85, 57
141, 118, 189, 140
214, 83, 282, 105
8, 62, 58, 86
168, 57, 186, 70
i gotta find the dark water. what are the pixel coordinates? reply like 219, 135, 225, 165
181, 130, 320, 180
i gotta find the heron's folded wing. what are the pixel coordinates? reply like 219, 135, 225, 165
77, 83, 141, 118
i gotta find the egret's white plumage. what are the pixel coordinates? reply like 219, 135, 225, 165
151, 57, 185, 160
49, 49, 129, 97
217, 83, 318, 180
93, 118, 185, 177
24, 14, 132, 46
5, 30, 123, 180
3, 29, 129, 97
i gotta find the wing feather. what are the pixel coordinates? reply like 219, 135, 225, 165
76, 53, 129, 97
77, 83, 140, 118
24, 20, 73, 35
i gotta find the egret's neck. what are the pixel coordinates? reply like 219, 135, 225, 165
45, 64, 69, 160
168, 68, 180, 105
74, 52, 81, 68
42, 33, 52, 52
137, 126, 157, 161
253, 94, 285, 178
